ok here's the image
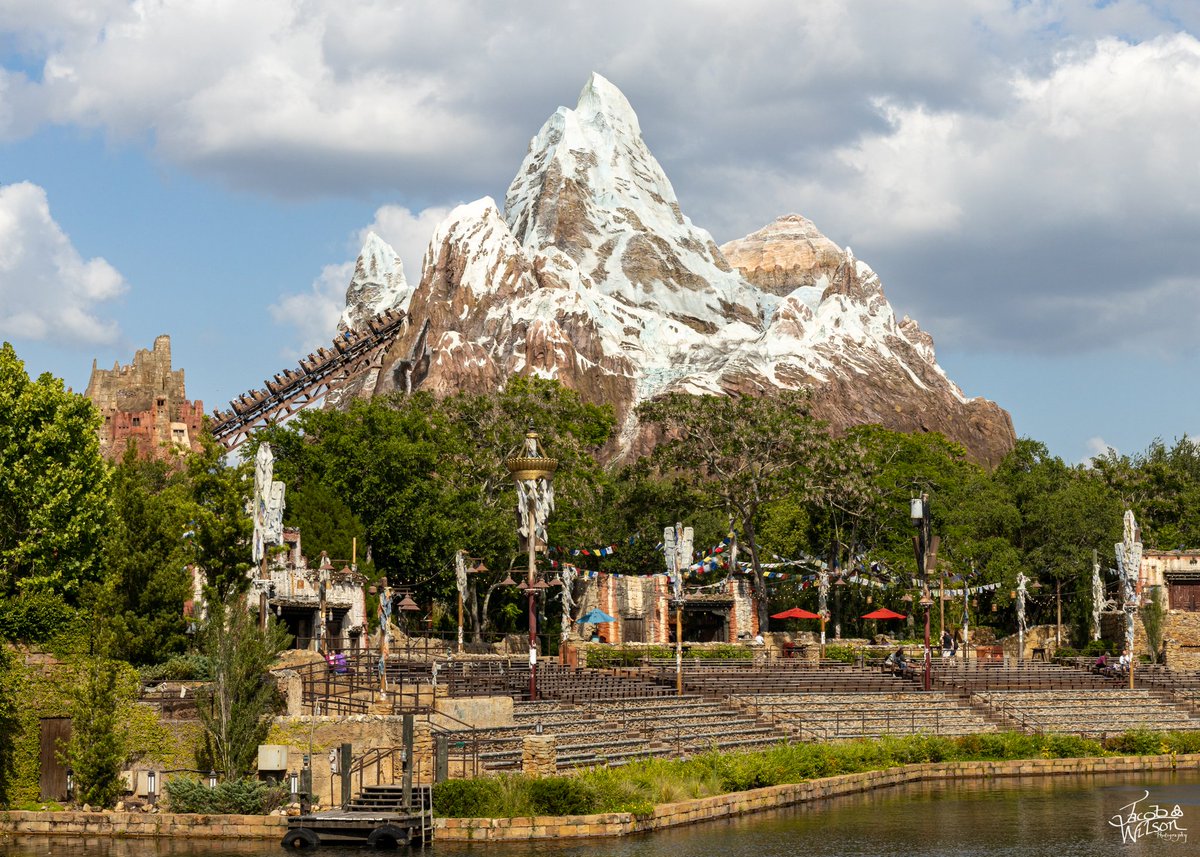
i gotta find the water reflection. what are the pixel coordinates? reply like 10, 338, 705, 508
3, 771, 1198, 857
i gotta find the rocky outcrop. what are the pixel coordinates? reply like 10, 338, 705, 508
719, 214, 844, 296
338, 232, 409, 334
336, 74, 1015, 466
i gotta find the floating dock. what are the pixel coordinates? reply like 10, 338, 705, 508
282, 785, 432, 849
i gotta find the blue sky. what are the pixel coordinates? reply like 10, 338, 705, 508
3, 1, 1200, 464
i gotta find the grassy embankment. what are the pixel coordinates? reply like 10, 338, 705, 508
433, 729, 1200, 817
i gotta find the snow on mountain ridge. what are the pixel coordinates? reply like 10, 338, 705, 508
338, 231, 409, 333
504, 72, 764, 336
336, 74, 1013, 465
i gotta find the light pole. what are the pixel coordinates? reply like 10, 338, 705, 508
506, 427, 557, 701
910, 494, 937, 692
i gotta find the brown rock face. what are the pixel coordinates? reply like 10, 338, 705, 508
720, 214, 845, 296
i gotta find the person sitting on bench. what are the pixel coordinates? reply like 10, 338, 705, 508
884, 648, 913, 677
1093, 652, 1108, 673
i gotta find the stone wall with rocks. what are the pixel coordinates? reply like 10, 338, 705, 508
1165, 611, 1200, 669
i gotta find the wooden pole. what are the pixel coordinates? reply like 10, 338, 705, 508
938, 568, 945, 642
675, 605, 683, 696
259, 555, 269, 632
527, 495, 538, 701
1056, 579, 1062, 648
457, 589, 464, 655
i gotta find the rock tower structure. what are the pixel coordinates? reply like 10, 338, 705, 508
85, 334, 205, 460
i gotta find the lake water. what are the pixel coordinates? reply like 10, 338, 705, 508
3, 770, 1198, 856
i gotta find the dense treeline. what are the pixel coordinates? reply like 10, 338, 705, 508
6, 340, 1200, 654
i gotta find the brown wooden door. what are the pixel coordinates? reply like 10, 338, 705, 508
39, 717, 72, 801
622, 617, 646, 643
1169, 583, 1200, 611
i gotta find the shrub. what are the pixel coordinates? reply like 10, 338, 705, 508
822, 644, 857, 664
432, 778, 496, 817
692, 645, 753, 660
165, 776, 286, 814
1162, 731, 1200, 754
139, 655, 213, 683
528, 777, 596, 815
1041, 734, 1103, 758
1105, 729, 1167, 756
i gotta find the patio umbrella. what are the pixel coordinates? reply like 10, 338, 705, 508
576, 608, 616, 624
861, 608, 907, 620
770, 607, 821, 620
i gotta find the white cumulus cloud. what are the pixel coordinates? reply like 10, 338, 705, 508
0, 181, 126, 345
1082, 436, 1117, 465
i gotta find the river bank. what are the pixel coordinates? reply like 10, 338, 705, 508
2, 752, 1198, 842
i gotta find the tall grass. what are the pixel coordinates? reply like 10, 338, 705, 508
432, 730, 1200, 818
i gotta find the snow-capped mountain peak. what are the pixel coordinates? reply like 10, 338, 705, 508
338, 232, 409, 333
336, 75, 1014, 465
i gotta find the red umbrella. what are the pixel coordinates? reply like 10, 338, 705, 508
861, 608, 907, 620
770, 607, 821, 620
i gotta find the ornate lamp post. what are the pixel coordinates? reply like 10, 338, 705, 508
506, 428, 557, 700
910, 494, 937, 691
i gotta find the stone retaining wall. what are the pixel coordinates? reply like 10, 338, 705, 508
0, 811, 286, 840
434, 753, 1200, 841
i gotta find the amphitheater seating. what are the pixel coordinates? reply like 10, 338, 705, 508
440, 694, 789, 772
972, 689, 1200, 736
645, 663, 920, 697
932, 661, 1124, 693
735, 691, 998, 740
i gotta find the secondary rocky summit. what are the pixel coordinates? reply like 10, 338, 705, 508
337, 73, 1015, 465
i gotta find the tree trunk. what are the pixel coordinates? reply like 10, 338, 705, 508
742, 513, 770, 632
468, 578, 483, 644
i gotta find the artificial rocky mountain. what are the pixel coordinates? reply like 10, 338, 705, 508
336, 73, 1015, 466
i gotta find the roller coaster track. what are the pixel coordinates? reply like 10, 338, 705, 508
209, 309, 428, 451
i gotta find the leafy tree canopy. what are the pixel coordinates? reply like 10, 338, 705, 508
0, 342, 109, 601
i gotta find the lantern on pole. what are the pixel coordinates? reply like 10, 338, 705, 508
505, 427, 557, 700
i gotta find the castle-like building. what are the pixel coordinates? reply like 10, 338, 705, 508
85, 335, 205, 460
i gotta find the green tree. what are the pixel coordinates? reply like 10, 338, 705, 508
636, 392, 827, 629
1141, 586, 1167, 664
0, 644, 20, 804
65, 592, 130, 808
187, 438, 254, 600
196, 594, 289, 779
254, 377, 616, 637
66, 656, 127, 807
1093, 436, 1200, 549
102, 445, 195, 664
0, 343, 108, 603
